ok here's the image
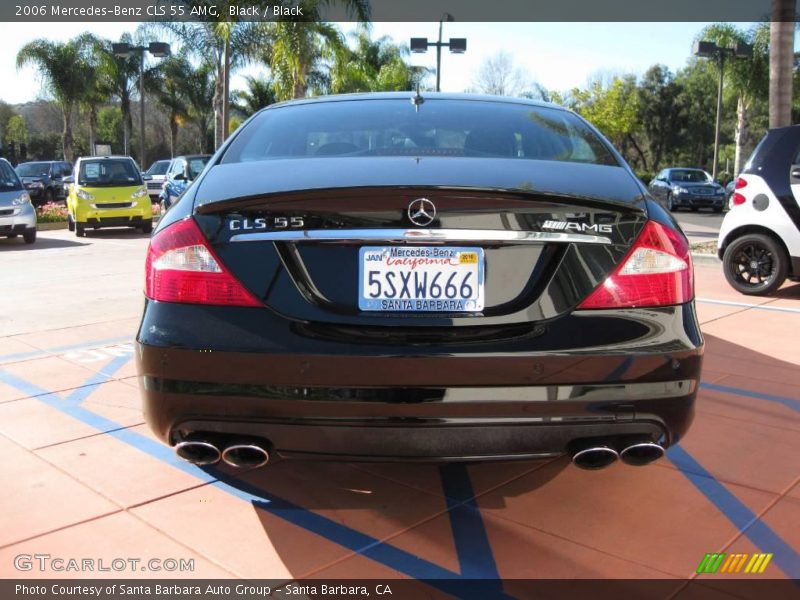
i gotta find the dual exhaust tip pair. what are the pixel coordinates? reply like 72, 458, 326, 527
175, 437, 270, 469
571, 439, 665, 470
175, 435, 664, 470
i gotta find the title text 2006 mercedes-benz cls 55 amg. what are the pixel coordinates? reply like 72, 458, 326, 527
136, 93, 702, 471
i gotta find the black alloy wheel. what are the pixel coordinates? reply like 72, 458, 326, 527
723, 234, 788, 296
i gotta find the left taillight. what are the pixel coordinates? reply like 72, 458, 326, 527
578, 220, 693, 309
145, 217, 261, 307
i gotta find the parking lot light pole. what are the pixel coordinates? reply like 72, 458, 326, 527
410, 14, 466, 92
112, 42, 171, 169
693, 40, 753, 180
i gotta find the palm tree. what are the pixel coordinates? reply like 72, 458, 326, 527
16, 39, 90, 161
232, 75, 277, 118
150, 21, 266, 149
146, 55, 191, 157
329, 26, 423, 93
80, 33, 143, 156
75, 33, 115, 153
265, 21, 347, 100
697, 23, 769, 177
770, 0, 795, 128
183, 63, 216, 153
260, 1, 370, 100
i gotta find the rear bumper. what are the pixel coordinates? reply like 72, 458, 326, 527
136, 301, 703, 461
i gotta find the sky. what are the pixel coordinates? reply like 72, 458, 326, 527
2, 21, 764, 105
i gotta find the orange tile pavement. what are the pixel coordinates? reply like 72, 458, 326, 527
1, 244, 799, 595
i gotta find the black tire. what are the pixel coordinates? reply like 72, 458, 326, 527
140, 219, 153, 234
67, 213, 75, 232
43, 188, 54, 204
23, 229, 36, 244
7, 233, 18, 238
713, 206, 723, 214
666, 193, 677, 212
723, 234, 788, 296
75, 222, 86, 238
690, 206, 699, 212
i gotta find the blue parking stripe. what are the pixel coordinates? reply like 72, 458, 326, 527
0, 361, 515, 594
668, 444, 800, 579
700, 382, 800, 413
439, 464, 501, 581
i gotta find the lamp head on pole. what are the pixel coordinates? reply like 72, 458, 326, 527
148, 42, 171, 58
112, 42, 131, 58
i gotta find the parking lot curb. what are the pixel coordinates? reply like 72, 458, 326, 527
691, 252, 720, 266
37, 222, 68, 231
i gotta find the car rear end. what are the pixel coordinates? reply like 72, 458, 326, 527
718, 125, 800, 294
136, 95, 703, 470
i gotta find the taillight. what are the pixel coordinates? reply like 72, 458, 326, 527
145, 218, 261, 306
731, 177, 747, 206
578, 220, 693, 309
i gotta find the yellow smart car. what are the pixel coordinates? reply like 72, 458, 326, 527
65, 156, 152, 237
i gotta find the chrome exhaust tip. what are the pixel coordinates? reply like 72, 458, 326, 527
175, 440, 221, 465
620, 442, 665, 466
221, 444, 270, 469
571, 446, 619, 470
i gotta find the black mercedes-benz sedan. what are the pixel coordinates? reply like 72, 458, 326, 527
136, 93, 702, 471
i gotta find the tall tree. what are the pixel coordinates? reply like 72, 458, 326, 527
770, 0, 795, 128
329, 26, 422, 93
183, 63, 216, 153
16, 39, 90, 161
698, 23, 769, 177
264, 21, 346, 100
75, 33, 114, 154
146, 54, 191, 157
150, 21, 266, 149
638, 65, 683, 171
472, 51, 529, 97
232, 75, 277, 117
80, 33, 143, 157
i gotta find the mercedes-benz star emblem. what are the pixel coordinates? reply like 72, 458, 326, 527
407, 198, 436, 227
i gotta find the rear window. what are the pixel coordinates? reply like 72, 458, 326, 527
79, 159, 142, 187
222, 99, 618, 166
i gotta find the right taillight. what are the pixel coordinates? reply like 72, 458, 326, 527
578, 220, 693, 309
145, 217, 261, 307
732, 177, 747, 206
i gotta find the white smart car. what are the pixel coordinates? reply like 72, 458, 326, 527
718, 126, 800, 295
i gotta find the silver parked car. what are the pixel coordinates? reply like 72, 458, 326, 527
0, 158, 36, 244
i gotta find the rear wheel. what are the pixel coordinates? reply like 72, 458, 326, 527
23, 229, 36, 244
723, 234, 788, 296
713, 206, 723, 213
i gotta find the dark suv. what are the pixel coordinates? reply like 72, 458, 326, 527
15, 161, 72, 206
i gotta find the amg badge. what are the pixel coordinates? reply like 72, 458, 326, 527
541, 220, 613, 234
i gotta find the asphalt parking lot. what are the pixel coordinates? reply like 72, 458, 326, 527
1, 229, 799, 596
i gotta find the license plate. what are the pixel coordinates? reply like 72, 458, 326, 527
359, 246, 485, 312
